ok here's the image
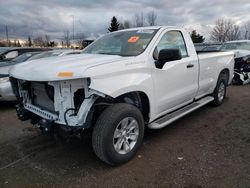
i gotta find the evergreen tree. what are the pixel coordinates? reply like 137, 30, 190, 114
14, 40, 17, 47
28, 36, 32, 47
108, 16, 120, 32
190, 30, 205, 43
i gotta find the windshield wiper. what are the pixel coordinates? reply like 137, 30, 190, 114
98, 52, 115, 55
98, 52, 122, 57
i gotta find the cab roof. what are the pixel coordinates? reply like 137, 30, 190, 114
115, 26, 181, 33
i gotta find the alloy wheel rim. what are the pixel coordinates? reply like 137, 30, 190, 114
113, 117, 139, 155
218, 82, 225, 102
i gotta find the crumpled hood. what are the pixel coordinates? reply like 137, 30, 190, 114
9, 54, 131, 81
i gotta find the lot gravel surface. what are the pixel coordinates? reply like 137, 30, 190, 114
0, 85, 249, 188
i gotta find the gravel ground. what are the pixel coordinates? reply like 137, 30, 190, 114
0, 85, 249, 188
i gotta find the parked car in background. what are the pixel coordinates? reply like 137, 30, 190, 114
220, 40, 250, 85
220, 40, 250, 52
0, 52, 42, 75
0, 52, 42, 101
10, 26, 234, 165
0, 47, 12, 54
82, 40, 94, 48
0, 49, 82, 101
0, 48, 50, 62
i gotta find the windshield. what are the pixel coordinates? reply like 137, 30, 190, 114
83, 29, 158, 56
221, 42, 250, 51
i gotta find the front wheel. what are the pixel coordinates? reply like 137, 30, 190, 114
92, 103, 144, 165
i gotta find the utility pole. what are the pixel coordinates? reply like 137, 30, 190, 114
5, 25, 9, 46
72, 15, 75, 41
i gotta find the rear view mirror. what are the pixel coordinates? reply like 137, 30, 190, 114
155, 49, 182, 69
5, 51, 18, 59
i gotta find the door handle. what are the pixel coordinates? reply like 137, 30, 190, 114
187, 64, 194, 68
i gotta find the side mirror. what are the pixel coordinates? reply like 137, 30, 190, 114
155, 49, 182, 69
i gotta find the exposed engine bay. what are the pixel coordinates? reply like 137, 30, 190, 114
10, 78, 106, 134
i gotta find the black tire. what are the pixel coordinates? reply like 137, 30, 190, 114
211, 74, 227, 106
92, 103, 144, 165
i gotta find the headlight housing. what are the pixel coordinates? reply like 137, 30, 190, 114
0, 77, 9, 83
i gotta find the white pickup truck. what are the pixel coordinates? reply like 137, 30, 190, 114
9, 26, 234, 165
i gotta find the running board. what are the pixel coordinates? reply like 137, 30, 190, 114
148, 96, 214, 129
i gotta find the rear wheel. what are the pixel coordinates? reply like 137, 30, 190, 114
92, 103, 144, 165
211, 74, 227, 106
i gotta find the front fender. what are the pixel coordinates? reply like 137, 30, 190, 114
83, 58, 153, 98
89, 72, 152, 98
83, 57, 157, 120
88, 71, 156, 121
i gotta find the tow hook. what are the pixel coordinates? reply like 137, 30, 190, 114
16, 104, 32, 121
38, 119, 54, 134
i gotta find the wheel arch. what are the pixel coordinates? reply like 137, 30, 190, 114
219, 68, 230, 85
114, 91, 151, 123
84, 90, 151, 129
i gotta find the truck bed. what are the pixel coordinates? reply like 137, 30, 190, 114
197, 51, 235, 96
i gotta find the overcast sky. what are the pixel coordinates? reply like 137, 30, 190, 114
0, 0, 250, 41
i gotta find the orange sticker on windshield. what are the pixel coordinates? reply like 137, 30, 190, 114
128, 36, 140, 43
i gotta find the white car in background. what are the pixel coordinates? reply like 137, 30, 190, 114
0, 49, 82, 101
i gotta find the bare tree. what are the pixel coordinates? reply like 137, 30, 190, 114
75, 32, 85, 48
45, 35, 50, 47
63, 30, 71, 48
33, 36, 45, 47
227, 25, 241, 41
210, 18, 241, 42
134, 12, 145, 27
0, 40, 7, 47
119, 23, 125, 30
242, 21, 250, 40
119, 20, 132, 30
210, 19, 229, 42
147, 11, 157, 26
124, 20, 132, 29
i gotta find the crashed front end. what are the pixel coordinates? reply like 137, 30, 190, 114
233, 55, 250, 85
10, 77, 104, 135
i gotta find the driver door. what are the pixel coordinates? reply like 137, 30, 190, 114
152, 30, 199, 116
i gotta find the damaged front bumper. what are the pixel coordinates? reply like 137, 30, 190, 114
12, 78, 105, 129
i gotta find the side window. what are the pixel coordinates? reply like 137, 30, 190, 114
155, 31, 188, 58
5, 51, 18, 59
